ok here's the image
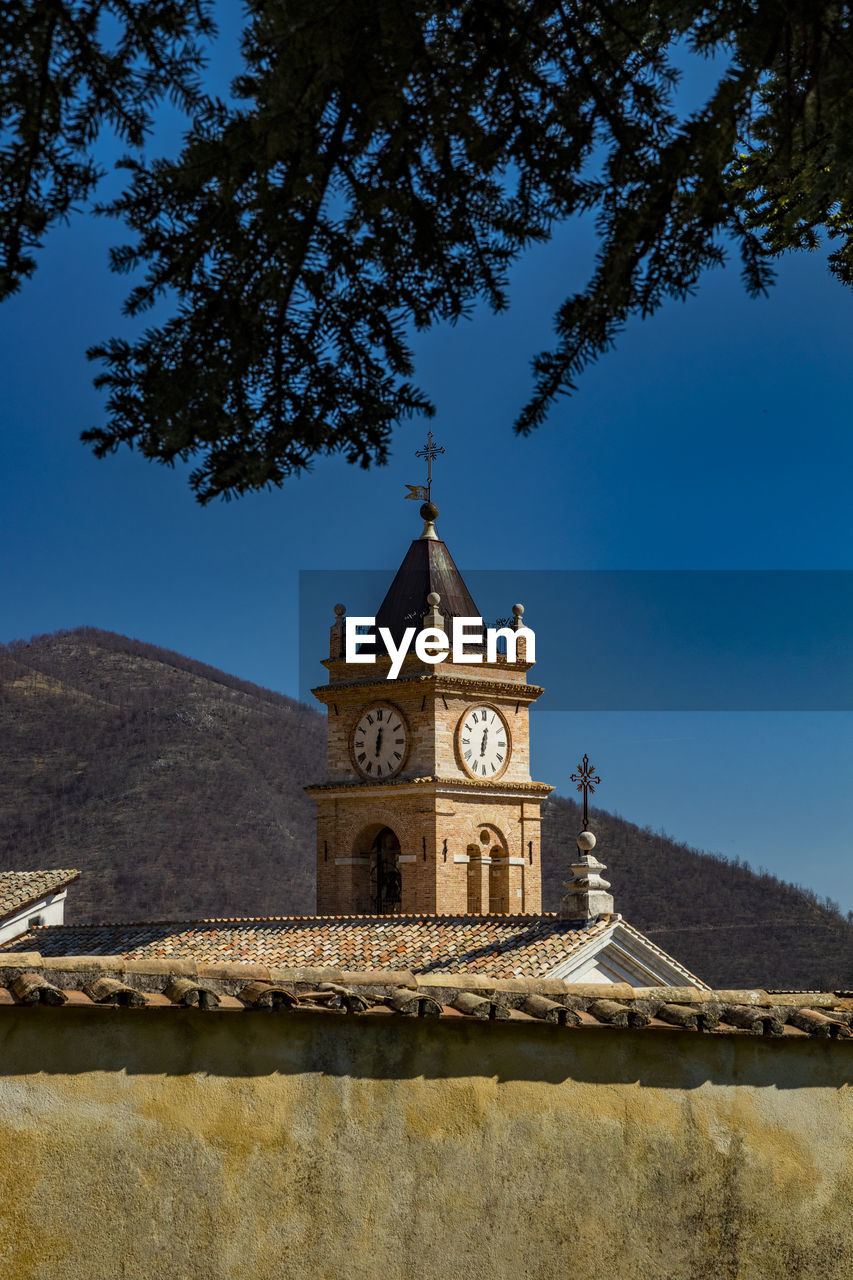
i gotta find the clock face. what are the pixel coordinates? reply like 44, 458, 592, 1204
458, 705, 510, 779
352, 704, 409, 779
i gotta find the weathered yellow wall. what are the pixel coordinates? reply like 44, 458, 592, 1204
0, 1009, 850, 1280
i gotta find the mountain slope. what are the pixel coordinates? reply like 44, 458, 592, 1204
1, 627, 850, 988
542, 798, 851, 992
0, 628, 323, 921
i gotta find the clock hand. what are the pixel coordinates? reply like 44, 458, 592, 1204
480, 728, 488, 756
375, 726, 383, 756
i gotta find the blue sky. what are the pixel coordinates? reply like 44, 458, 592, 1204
2, 12, 852, 913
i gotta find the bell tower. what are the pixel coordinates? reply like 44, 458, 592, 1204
306, 460, 552, 917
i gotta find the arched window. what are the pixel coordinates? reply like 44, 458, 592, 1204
489, 843, 509, 914
466, 843, 482, 913
368, 826, 402, 914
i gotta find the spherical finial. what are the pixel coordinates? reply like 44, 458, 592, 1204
334, 603, 346, 617
420, 501, 439, 521
512, 602, 524, 618
427, 591, 441, 608
576, 830, 597, 852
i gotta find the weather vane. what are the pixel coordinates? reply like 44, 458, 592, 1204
405, 429, 445, 503
571, 754, 601, 832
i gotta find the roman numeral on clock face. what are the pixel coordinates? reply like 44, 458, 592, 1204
354, 706, 408, 778
459, 706, 508, 779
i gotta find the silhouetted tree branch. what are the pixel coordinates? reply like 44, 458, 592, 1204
4, 3, 853, 501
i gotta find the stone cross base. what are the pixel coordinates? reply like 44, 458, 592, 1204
558, 848, 614, 922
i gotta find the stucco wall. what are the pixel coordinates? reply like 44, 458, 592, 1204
0, 890, 67, 947
0, 1008, 850, 1280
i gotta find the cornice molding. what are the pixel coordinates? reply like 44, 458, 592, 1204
312, 674, 544, 704
305, 776, 554, 800
321, 656, 536, 675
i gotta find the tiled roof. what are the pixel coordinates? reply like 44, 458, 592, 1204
0, 956, 849, 1038
0, 869, 79, 922
7, 912, 620, 978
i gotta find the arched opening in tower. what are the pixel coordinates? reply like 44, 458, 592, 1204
489, 847, 510, 914
466, 843, 483, 913
367, 826, 402, 915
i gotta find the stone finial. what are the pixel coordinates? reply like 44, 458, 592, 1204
423, 591, 444, 630
330, 603, 346, 659
420, 500, 439, 540
511, 602, 529, 658
558, 828, 615, 922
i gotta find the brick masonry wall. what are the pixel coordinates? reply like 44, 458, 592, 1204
310, 652, 548, 914
314, 790, 543, 914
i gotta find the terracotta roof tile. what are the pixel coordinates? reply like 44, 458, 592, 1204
7, 912, 615, 979
0, 959, 848, 1037
0, 869, 79, 922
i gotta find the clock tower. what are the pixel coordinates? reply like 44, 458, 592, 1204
306, 494, 552, 916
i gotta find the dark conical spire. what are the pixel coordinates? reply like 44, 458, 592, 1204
374, 502, 481, 645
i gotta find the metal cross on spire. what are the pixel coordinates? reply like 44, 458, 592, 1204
414, 429, 445, 501
571, 754, 601, 832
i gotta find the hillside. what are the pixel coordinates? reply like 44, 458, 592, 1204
541, 799, 852, 992
1, 627, 850, 989
0, 628, 322, 921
